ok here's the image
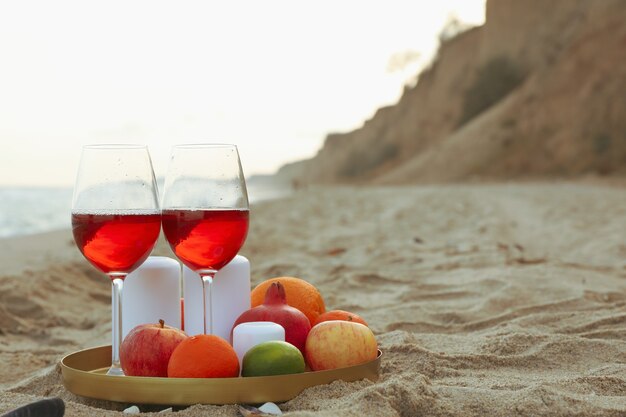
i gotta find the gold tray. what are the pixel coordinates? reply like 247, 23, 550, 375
61, 345, 381, 405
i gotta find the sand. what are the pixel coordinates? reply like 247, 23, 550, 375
0, 183, 624, 416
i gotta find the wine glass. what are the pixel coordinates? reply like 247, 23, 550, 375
161, 144, 249, 335
71, 145, 161, 376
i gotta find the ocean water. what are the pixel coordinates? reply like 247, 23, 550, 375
0, 180, 289, 238
0, 187, 74, 238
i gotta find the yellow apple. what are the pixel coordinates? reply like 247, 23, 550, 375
305, 320, 377, 371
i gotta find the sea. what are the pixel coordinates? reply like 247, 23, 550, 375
0, 179, 290, 238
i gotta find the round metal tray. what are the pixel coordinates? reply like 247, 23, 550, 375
61, 345, 381, 405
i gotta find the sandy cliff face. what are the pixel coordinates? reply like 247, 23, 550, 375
278, 0, 626, 184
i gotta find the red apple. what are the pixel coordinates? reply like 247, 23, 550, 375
305, 321, 377, 371
120, 319, 187, 377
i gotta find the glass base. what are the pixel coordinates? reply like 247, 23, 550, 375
106, 365, 125, 377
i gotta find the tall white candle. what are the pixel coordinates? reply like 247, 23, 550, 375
122, 256, 182, 339
232, 321, 285, 366
183, 255, 251, 341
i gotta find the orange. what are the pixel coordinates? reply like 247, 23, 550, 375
313, 310, 368, 327
251, 277, 326, 324
167, 334, 239, 378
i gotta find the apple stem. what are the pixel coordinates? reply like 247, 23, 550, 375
159, 319, 165, 328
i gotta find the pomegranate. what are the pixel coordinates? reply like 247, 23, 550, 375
232, 282, 311, 354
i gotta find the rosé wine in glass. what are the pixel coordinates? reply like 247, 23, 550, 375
72, 211, 161, 275
162, 208, 248, 272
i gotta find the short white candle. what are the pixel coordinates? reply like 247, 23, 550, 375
232, 321, 285, 366
183, 255, 251, 341
122, 256, 182, 339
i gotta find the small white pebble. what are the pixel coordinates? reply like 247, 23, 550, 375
123, 405, 140, 414
159, 407, 173, 413
258, 402, 282, 415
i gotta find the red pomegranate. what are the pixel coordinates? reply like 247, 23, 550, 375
232, 282, 311, 354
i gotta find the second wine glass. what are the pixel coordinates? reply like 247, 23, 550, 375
161, 144, 249, 335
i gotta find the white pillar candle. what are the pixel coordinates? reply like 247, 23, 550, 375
122, 256, 182, 339
232, 322, 285, 367
183, 255, 251, 341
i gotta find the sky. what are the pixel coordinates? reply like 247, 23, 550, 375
0, 1, 485, 186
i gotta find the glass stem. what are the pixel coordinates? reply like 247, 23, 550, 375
108, 277, 125, 376
201, 274, 214, 335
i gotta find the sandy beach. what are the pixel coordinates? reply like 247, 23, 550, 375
0, 183, 624, 416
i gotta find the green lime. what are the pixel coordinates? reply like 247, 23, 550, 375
242, 341, 305, 377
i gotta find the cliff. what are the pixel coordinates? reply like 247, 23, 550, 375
277, 0, 626, 184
